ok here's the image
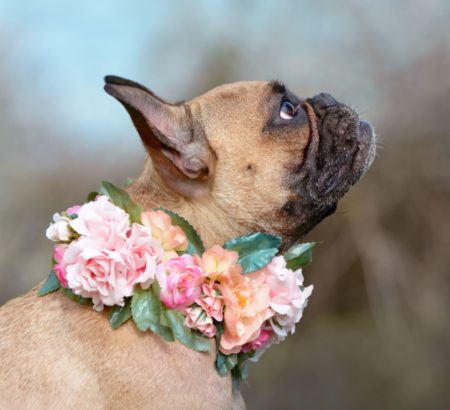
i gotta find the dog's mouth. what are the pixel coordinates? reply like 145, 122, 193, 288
281, 92, 376, 241
301, 92, 376, 203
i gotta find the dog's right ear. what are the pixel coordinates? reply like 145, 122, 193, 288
104, 75, 214, 199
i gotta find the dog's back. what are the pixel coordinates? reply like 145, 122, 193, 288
0, 288, 244, 409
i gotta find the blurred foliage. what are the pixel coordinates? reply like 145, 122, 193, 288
0, 1, 449, 409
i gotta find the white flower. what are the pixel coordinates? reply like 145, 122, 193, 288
46, 213, 72, 242
260, 256, 313, 342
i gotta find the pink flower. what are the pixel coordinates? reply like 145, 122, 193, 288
184, 306, 216, 337
156, 254, 204, 310
142, 210, 188, 260
218, 270, 272, 354
69, 196, 130, 248
62, 197, 163, 310
241, 328, 273, 353
195, 245, 241, 284
253, 256, 313, 340
195, 283, 224, 321
66, 205, 81, 215
127, 223, 164, 289
53, 245, 68, 287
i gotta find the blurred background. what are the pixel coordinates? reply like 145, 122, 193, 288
0, 0, 449, 408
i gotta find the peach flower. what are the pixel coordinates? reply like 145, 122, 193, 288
218, 270, 272, 354
195, 245, 241, 283
184, 306, 216, 337
141, 210, 188, 260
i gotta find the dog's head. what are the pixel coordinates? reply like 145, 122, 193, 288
104, 76, 376, 245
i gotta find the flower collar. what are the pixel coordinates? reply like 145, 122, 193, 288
41, 181, 316, 388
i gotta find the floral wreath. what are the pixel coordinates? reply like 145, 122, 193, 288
41, 181, 316, 388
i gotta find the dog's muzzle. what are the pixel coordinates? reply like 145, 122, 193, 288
281, 92, 376, 241
301, 92, 376, 203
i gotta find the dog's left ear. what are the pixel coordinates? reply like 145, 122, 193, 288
104, 75, 214, 199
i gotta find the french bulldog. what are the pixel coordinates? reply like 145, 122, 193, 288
0, 76, 375, 409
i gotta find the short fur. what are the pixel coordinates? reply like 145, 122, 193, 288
0, 77, 375, 409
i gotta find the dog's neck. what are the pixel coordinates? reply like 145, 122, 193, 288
128, 159, 247, 247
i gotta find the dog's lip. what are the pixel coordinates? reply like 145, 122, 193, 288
352, 119, 376, 177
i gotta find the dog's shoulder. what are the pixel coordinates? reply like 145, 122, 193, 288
0, 287, 242, 409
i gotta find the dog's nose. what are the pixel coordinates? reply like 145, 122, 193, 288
307, 93, 339, 115
307, 93, 358, 142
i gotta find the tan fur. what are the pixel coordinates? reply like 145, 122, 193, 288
129, 82, 313, 247
0, 80, 350, 409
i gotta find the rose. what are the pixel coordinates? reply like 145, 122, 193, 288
195, 283, 224, 321
69, 196, 131, 248
46, 213, 72, 242
141, 210, 188, 260
64, 240, 129, 310
62, 197, 163, 310
64, 225, 162, 311
53, 245, 68, 287
184, 306, 216, 337
126, 223, 164, 289
254, 256, 313, 340
241, 328, 273, 353
156, 254, 204, 310
218, 269, 272, 354
66, 205, 81, 216
195, 245, 240, 284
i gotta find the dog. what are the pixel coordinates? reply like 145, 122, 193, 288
0, 76, 376, 409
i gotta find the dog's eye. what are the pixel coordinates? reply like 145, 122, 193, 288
280, 100, 296, 120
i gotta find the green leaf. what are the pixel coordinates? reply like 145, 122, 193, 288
38, 271, 60, 296
236, 351, 253, 382
215, 351, 230, 376
109, 301, 132, 329
224, 232, 282, 273
86, 191, 99, 202
99, 181, 142, 224
225, 354, 238, 370
130, 286, 174, 341
131, 287, 160, 331
231, 367, 242, 391
161, 208, 205, 256
239, 362, 249, 381
123, 177, 134, 188
284, 242, 318, 270
162, 307, 210, 352
62, 288, 92, 305
148, 322, 174, 342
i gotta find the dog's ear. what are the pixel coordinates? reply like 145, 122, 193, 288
104, 75, 214, 199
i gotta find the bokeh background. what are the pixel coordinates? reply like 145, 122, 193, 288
1, 1, 449, 409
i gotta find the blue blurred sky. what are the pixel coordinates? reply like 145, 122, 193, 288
0, 0, 170, 139
0, 0, 448, 146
